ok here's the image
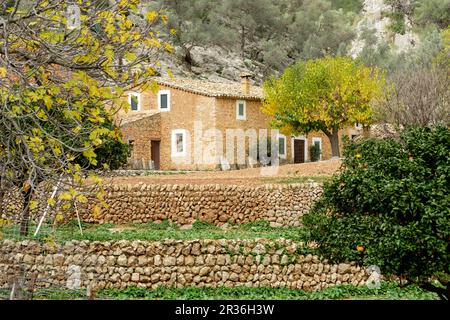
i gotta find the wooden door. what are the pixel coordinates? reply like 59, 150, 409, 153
294, 139, 305, 163
151, 140, 160, 170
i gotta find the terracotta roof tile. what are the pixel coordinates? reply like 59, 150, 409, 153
117, 110, 160, 125
156, 77, 263, 100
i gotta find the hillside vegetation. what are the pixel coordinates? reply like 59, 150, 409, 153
145, 0, 449, 82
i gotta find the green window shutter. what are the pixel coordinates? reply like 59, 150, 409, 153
160, 94, 168, 109
130, 95, 139, 110
279, 137, 285, 155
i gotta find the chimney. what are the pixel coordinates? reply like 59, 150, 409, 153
240, 72, 251, 95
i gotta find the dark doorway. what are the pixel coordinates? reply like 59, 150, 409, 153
151, 140, 161, 170
294, 139, 305, 163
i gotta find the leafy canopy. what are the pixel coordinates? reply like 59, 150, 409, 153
262, 56, 386, 136
303, 125, 450, 298
0, 0, 172, 234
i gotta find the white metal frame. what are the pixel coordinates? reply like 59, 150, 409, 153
291, 136, 308, 163
277, 133, 287, 159
312, 137, 323, 160
171, 129, 187, 157
128, 92, 141, 111
236, 100, 246, 120
158, 89, 171, 111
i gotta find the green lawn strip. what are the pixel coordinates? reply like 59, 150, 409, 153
263, 175, 331, 184
1, 220, 311, 243
3, 282, 437, 300
97, 282, 438, 300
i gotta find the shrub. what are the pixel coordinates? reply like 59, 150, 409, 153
75, 121, 130, 170
303, 125, 450, 299
309, 143, 321, 162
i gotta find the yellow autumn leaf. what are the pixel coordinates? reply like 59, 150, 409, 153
76, 194, 88, 203
83, 148, 96, 160
92, 205, 101, 218
47, 198, 56, 206
0, 67, 6, 77
59, 191, 72, 201
29, 200, 39, 210
124, 51, 137, 62
145, 11, 158, 23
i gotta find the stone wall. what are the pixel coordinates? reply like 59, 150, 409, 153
79, 183, 323, 226
1, 183, 323, 227
0, 239, 368, 291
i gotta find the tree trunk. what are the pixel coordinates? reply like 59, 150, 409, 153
420, 282, 449, 300
241, 25, 245, 60
363, 125, 370, 138
0, 189, 4, 219
328, 127, 340, 158
0, 176, 3, 218
20, 188, 33, 236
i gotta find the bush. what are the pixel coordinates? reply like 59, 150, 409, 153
309, 143, 321, 162
303, 125, 450, 299
75, 121, 130, 170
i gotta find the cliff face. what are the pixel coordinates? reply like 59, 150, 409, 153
350, 0, 419, 57
159, 45, 269, 85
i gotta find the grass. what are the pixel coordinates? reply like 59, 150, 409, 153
266, 175, 332, 184
1, 282, 438, 300
142, 170, 192, 176
0, 219, 312, 243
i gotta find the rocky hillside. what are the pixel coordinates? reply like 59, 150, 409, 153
152, 0, 448, 85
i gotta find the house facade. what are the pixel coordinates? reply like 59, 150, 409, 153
118, 75, 363, 170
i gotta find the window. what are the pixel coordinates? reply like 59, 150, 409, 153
236, 100, 246, 120
278, 135, 286, 158
312, 137, 322, 161
128, 93, 141, 111
171, 129, 187, 157
158, 90, 171, 111
128, 140, 134, 155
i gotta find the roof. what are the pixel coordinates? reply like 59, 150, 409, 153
369, 123, 400, 139
117, 110, 160, 125
156, 77, 263, 100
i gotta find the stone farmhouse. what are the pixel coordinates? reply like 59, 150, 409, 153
118, 75, 363, 170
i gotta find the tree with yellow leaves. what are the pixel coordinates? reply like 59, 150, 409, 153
262, 56, 386, 158
0, 0, 172, 235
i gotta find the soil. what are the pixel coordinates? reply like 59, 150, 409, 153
104, 159, 342, 186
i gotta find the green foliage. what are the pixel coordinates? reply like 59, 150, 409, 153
264, 175, 332, 184
310, 143, 322, 162
150, 0, 358, 73
263, 56, 386, 157
1, 219, 312, 243
386, 11, 407, 34
303, 125, 450, 291
95, 281, 437, 300
414, 0, 450, 29
0, 281, 438, 300
330, 0, 364, 13
75, 121, 130, 171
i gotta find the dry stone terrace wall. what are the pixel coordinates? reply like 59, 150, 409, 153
2, 183, 322, 227
0, 239, 368, 291
78, 183, 323, 227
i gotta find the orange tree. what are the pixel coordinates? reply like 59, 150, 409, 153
0, 0, 173, 235
304, 125, 450, 299
262, 56, 386, 158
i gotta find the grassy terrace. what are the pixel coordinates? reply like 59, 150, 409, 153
263, 175, 332, 184
1, 220, 311, 242
0, 282, 438, 300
